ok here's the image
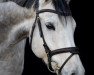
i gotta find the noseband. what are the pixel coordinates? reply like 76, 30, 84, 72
30, 9, 79, 75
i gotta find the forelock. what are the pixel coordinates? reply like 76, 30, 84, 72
44, 0, 52, 4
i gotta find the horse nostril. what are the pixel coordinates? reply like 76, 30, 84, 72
71, 73, 75, 75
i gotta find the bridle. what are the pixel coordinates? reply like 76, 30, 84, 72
30, 9, 79, 75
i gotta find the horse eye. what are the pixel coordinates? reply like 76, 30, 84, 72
46, 22, 55, 30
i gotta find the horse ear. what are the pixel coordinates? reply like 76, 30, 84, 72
65, 0, 71, 4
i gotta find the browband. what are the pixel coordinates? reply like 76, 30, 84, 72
36, 9, 63, 15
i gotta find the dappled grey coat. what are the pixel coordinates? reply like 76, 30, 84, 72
0, 1, 35, 75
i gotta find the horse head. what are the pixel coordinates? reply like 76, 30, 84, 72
30, 0, 85, 75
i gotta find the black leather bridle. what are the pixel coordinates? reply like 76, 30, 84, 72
30, 9, 79, 75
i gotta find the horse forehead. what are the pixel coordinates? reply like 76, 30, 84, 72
39, 12, 58, 21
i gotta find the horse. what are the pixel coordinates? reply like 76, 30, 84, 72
30, 0, 85, 75
0, 0, 85, 75
0, 1, 36, 75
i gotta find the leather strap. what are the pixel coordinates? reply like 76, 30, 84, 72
58, 53, 75, 75
51, 47, 79, 57
37, 9, 63, 15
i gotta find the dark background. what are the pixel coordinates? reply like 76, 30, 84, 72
22, 0, 92, 75
70, 0, 92, 75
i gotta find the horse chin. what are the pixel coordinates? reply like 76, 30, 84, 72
60, 66, 85, 75
51, 54, 85, 75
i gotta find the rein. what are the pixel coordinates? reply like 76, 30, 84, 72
30, 9, 79, 75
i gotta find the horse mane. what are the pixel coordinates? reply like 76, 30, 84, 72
33, 0, 39, 10
52, 0, 71, 16
1, 0, 34, 8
